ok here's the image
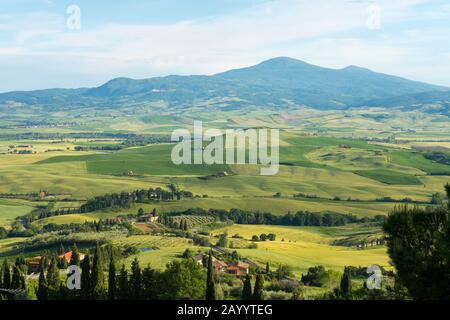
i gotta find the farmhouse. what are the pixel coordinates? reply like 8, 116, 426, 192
59, 251, 86, 263
226, 261, 250, 276
193, 254, 204, 266
136, 209, 159, 223
192, 254, 227, 272
38, 190, 46, 199
211, 256, 228, 272
27, 256, 43, 273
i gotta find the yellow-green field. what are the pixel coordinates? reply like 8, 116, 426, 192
0, 198, 37, 227
112, 235, 200, 270
0, 129, 449, 276
32, 214, 99, 227
212, 224, 390, 275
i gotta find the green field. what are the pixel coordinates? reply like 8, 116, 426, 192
212, 224, 389, 275
0, 119, 449, 278
354, 169, 423, 185
0, 198, 38, 227
389, 150, 450, 175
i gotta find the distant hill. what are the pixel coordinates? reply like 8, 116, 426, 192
0, 57, 448, 111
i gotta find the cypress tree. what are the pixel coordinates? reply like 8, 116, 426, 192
39, 256, 47, 273
46, 257, 60, 298
117, 264, 129, 300
36, 269, 48, 300
253, 274, 265, 300
91, 243, 105, 299
80, 253, 91, 299
58, 244, 65, 256
340, 266, 352, 298
11, 265, 21, 289
108, 253, 116, 300
265, 262, 270, 274
205, 251, 216, 300
70, 244, 81, 266
58, 257, 68, 269
142, 266, 155, 300
242, 274, 252, 300
2, 259, 11, 289
130, 257, 142, 299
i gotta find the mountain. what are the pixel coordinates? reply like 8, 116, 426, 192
0, 57, 448, 111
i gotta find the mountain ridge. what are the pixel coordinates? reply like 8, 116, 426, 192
1, 57, 449, 111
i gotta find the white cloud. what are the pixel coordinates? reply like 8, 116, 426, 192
0, 0, 449, 91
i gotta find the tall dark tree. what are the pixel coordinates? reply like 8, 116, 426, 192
91, 243, 105, 299
117, 264, 129, 300
80, 253, 91, 299
253, 274, 265, 300
58, 257, 68, 270
69, 244, 81, 266
242, 274, 252, 300
58, 244, 65, 256
108, 253, 116, 300
46, 257, 61, 298
129, 258, 142, 300
2, 259, 11, 289
383, 185, 450, 300
39, 256, 47, 273
340, 266, 352, 298
11, 265, 24, 289
205, 251, 216, 300
142, 266, 157, 300
36, 269, 48, 301
265, 262, 270, 274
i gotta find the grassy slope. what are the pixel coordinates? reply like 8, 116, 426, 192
354, 169, 423, 185
212, 224, 389, 275
0, 199, 38, 228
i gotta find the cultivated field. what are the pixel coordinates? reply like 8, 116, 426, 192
0, 113, 449, 275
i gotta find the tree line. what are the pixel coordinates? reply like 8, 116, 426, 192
79, 187, 193, 213
33, 245, 268, 301
164, 208, 386, 227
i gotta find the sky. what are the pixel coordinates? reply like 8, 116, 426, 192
0, 0, 449, 92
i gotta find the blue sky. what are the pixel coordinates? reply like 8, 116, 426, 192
0, 0, 449, 92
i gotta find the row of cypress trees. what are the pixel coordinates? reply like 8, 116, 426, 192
37, 242, 106, 300
35, 245, 267, 300
0, 259, 27, 292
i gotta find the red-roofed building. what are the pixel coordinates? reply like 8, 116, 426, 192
59, 251, 86, 264
226, 261, 249, 276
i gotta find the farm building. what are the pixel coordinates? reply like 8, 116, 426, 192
27, 256, 43, 273
226, 261, 250, 276
193, 254, 204, 266
59, 251, 86, 263
211, 256, 228, 272
136, 209, 159, 223
192, 254, 228, 272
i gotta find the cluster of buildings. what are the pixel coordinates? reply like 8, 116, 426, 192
193, 254, 250, 277
136, 210, 159, 223
27, 251, 86, 273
